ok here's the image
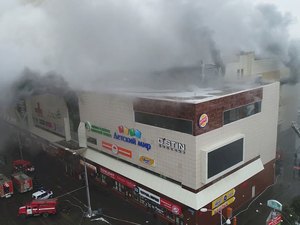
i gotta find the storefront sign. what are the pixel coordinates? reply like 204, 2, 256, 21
87, 123, 111, 138
137, 187, 160, 205
100, 167, 136, 189
212, 189, 235, 209
158, 138, 186, 154
212, 197, 235, 216
139, 156, 155, 166
136, 187, 182, 215
160, 198, 182, 215
267, 211, 282, 225
114, 126, 151, 151
267, 200, 282, 211
198, 113, 208, 128
102, 141, 132, 158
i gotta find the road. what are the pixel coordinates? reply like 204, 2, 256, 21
0, 147, 165, 225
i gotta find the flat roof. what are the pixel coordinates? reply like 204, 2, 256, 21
87, 82, 264, 104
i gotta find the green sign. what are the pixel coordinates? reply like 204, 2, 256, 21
267, 200, 282, 211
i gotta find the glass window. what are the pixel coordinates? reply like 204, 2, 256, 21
135, 112, 193, 134
207, 138, 244, 178
224, 101, 261, 124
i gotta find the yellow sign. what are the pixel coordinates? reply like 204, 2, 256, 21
212, 197, 235, 216
139, 156, 155, 166
212, 189, 235, 209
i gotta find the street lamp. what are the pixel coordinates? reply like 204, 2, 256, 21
65, 147, 94, 218
200, 208, 231, 225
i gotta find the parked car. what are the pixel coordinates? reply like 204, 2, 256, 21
32, 189, 53, 200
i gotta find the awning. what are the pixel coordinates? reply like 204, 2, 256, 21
84, 148, 264, 210
29, 127, 64, 143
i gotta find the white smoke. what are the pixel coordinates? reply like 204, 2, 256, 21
0, 0, 299, 90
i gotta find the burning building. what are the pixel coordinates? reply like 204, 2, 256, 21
1, 80, 279, 225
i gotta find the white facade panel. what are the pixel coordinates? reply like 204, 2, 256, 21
78, 91, 196, 187
30, 94, 69, 137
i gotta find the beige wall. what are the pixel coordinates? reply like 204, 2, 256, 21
78, 83, 279, 190
79, 91, 196, 186
30, 94, 69, 137
196, 82, 279, 188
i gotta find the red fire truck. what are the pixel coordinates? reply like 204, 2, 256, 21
12, 159, 35, 173
18, 199, 58, 218
0, 174, 13, 198
11, 172, 33, 193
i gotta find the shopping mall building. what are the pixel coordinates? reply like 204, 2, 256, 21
1, 82, 280, 225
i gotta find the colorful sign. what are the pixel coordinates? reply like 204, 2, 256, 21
114, 125, 151, 151
199, 113, 208, 128
88, 123, 111, 138
160, 198, 182, 215
158, 138, 186, 154
267, 212, 282, 225
100, 167, 136, 189
211, 197, 235, 216
212, 189, 235, 209
267, 200, 282, 211
102, 141, 132, 158
118, 125, 141, 138
139, 156, 155, 166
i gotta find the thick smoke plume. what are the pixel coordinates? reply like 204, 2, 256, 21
0, 0, 299, 90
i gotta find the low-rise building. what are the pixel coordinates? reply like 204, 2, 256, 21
1, 81, 280, 225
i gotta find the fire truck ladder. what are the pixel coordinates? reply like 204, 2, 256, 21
291, 121, 300, 138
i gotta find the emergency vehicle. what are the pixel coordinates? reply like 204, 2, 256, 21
0, 174, 13, 198
12, 159, 35, 173
18, 199, 58, 218
11, 172, 33, 193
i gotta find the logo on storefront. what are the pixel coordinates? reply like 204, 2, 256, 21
139, 156, 155, 166
172, 205, 180, 215
198, 113, 208, 128
118, 125, 141, 138
211, 189, 236, 216
89, 124, 111, 137
114, 126, 151, 151
102, 141, 132, 158
158, 138, 186, 154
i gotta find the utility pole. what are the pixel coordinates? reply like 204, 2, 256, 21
82, 155, 92, 218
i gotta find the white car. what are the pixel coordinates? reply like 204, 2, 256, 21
32, 189, 53, 200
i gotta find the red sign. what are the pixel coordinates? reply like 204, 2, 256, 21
100, 167, 136, 189
199, 114, 208, 128
160, 198, 182, 215
268, 214, 282, 225
102, 141, 132, 158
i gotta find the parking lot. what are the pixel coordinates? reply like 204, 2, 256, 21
0, 144, 165, 225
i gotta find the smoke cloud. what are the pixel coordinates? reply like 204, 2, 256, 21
0, 0, 299, 90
